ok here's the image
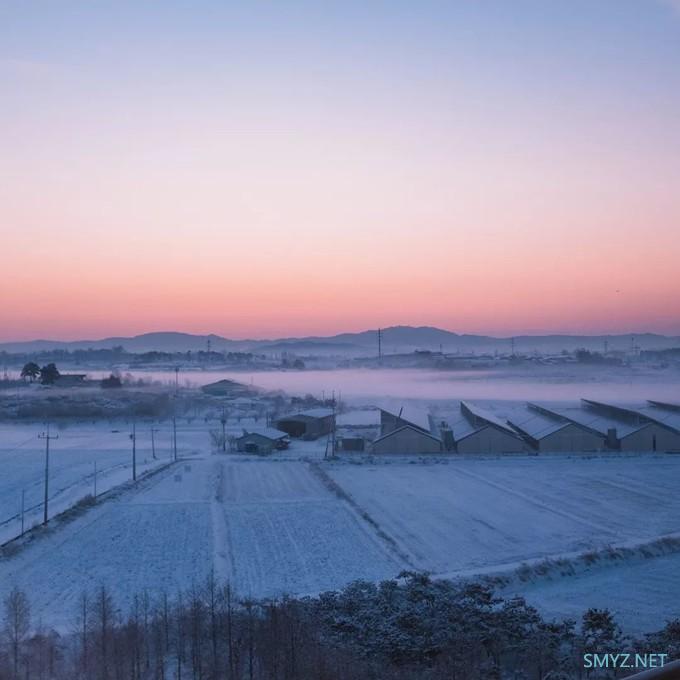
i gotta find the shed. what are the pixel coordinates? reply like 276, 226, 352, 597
275, 408, 335, 439
234, 427, 290, 454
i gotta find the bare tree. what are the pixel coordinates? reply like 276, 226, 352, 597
3, 586, 31, 678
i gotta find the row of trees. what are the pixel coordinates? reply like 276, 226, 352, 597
1, 573, 678, 680
19, 363, 123, 389
20, 363, 60, 385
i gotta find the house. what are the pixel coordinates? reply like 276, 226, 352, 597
234, 427, 290, 454
274, 408, 335, 439
371, 424, 442, 455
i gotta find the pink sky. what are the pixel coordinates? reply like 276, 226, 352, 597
2, 1, 680, 340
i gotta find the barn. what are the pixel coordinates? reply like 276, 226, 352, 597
371, 424, 442, 455
507, 405, 605, 452
275, 408, 335, 439
529, 401, 680, 452
581, 400, 680, 452
379, 407, 430, 436
234, 427, 290, 454
453, 402, 527, 454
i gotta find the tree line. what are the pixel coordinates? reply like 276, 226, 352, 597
1, 572, 678, 680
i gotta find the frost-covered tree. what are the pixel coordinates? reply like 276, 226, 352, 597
3, 586, 31, 676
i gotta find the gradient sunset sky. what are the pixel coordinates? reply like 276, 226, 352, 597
2, 0, 680, 341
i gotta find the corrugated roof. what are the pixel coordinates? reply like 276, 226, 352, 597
376, 405, 431, 433
529, 402, 647, 438
583, 400, 680, 434
460, 401, 518, 435
505, 409, 571, 440
239, 427, 289, 440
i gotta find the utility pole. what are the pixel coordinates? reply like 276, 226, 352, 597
378, 328, 382, 361
130, 421, 137, 481
220, 407, 227, 453
174, 366, 180, 396
151, 427, 159, 459
172, 416, 178, 461
511, 337, 515, 357
38, 424, 58, 526
331, 396, 337, 458
20, 489, 25, 536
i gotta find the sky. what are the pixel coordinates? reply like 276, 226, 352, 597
2, 0, 680, 341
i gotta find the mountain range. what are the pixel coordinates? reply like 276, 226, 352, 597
1, 326, 679, 355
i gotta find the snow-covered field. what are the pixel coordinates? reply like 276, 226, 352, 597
508, 550, 680, 632
1, 445, 679, 632
326, 456, 680, 574
0, 419, 218, 543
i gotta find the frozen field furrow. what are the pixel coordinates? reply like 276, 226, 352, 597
1, 451, 680, 632
326, 456, 680, 574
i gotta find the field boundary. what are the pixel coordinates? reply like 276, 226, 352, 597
308, 461, 416, 568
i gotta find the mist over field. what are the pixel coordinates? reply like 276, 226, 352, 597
3, 0, 680, 676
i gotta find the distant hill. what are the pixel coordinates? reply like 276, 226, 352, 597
1, 326, 679, 355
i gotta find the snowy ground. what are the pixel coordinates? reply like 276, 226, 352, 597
0, 456, 398, 629
0, 422, 171, 543
0, 442, 678, 632
506, 551, 680, 632
326, 456, 680, 574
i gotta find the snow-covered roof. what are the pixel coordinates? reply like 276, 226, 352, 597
503, 408, 571, 440
583, 400, 680, 434
446, 412, 484, 441
373, 424, 442, 445
374, 403, 432, 433
283, 408, 334, 420
529, 402, 647, 438
336, 409, 381, 427
460, 401, 517, 435
238, 427, 289, 441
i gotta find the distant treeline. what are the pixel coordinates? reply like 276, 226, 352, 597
0, 347, 262, 366
0, 573, 678, 679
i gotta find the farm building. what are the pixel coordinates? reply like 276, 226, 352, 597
201, 379, 255, 398
55, 373, 87, 387
234, 427, 289, 454
379, 407, 430, 436
581, 400, 680, 452
275, 408, 335, 439
529, 401, 680, 452
507, 405, 605, 452
369, 407, 442, 454
371, 424, 442, 455
336, 434, 367, 452
452, 402, 527, 454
